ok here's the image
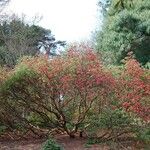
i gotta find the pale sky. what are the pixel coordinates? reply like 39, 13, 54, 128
7, 0, 100, 42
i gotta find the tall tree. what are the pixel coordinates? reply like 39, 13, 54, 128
96, 0, 150, 64
0, 17, 66, 67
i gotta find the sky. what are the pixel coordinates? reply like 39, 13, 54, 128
7, 0, 100, 42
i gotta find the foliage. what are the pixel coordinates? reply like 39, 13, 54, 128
0, 66, 40, 131
0, 45, 149, 140
0, 46, 115, 137
116, 54, 150, 121
0, 17, 65, 67
86, 108, 134, 142
0, 46, 15, 66
110, 0, 134, 12
96, 0, 150, 64
135, 126, 150, 143
42, 138, 63, 150
0, 125, 6, 134
27, 113, 46, 127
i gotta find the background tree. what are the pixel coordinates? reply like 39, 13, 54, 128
1, 46, 149, 140
96, 0, 150, 65
0, 16, 66, 67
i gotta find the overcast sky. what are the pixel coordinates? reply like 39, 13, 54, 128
7, 0, 100, 42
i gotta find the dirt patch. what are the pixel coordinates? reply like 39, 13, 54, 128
0, 138, 109, 150
0, 139, 44, 150
55, 134, 109, 150
0, 134, 146, 150
0, 134, 109, 150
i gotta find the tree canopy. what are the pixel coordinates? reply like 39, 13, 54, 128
0, 17, 66, 67
96, 0, 150, 64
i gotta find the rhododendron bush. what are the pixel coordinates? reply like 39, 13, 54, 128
117, 54, 150, 122
0, 46, 149, 139
12, 47, 115, 137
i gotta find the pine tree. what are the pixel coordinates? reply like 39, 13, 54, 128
96, 0, 150, 64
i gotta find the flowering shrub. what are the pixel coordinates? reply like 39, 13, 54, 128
117, 57, 150, 121
17, 47, 115, 137
0, 47, 115, 137
0, 46, 149, 140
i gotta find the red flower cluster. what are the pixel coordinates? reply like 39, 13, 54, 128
21, 47, 150, 123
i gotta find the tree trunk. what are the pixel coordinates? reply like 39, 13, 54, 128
79, 131, 83, 137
